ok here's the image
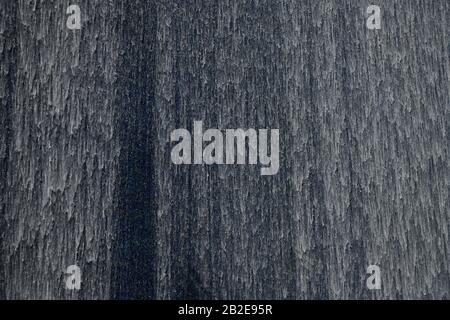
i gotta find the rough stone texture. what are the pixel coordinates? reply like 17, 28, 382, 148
0, 0, 17, 301
1, 0, 121, 299
0, 0, 449, 299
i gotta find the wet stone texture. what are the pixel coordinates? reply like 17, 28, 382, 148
0, 0, 449, 299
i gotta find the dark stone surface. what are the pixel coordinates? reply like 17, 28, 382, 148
0, 0, 449, 299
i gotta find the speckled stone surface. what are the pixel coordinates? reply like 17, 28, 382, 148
0, 0, 449, 299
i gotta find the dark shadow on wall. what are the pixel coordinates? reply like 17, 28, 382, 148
110, 1, 158, 299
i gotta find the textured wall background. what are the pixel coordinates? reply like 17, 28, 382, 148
0, 0, 449, 299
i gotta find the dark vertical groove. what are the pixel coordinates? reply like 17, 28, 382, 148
0, 0, 17, 300
111, 1, 158, 299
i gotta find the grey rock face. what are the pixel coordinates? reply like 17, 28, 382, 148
0, 0, 449, 299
